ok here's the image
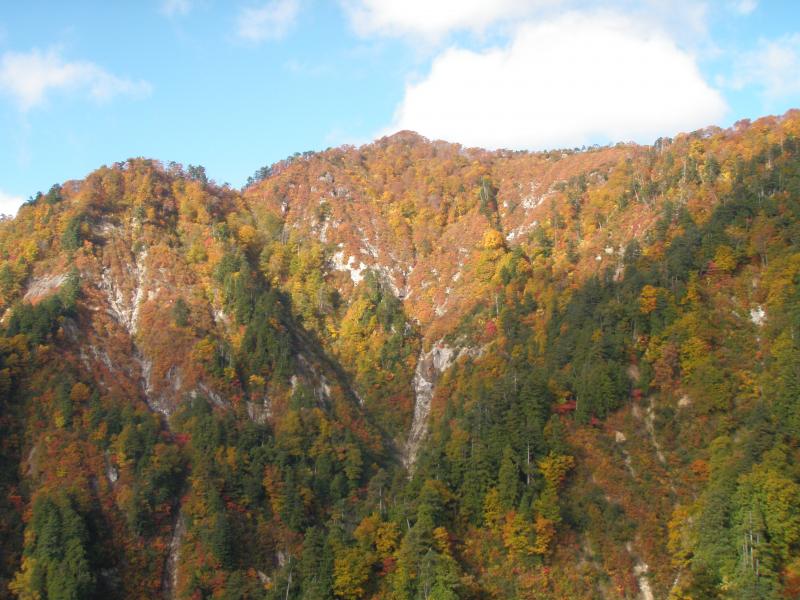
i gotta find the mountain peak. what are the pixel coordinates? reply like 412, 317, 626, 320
378, 129, 430, 145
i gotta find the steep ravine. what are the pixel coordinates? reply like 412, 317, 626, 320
162, 506, 185, 599
403, 343, 454, 470
92, 232, 191, 597
403, 342, 486, 470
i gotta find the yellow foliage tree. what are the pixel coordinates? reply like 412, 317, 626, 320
482, 229, 505, 251
483, 487, 503, 534
639, 285, 660, 314
333, 546, 372, 600
503, 512, 534, 561
713, 244, 737, 272
532, 515, 556, 556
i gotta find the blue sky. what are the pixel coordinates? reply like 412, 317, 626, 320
1, 0, 798, 214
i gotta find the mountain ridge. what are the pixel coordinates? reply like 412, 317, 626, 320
1, 109, 799, 599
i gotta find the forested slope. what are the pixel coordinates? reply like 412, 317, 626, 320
1, 111, 799, 599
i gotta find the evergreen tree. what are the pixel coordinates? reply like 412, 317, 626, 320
498, 446, 520, 511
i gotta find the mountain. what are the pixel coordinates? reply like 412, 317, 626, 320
1, 110, 800, 599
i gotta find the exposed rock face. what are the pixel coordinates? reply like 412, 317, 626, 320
750, 304, 766, 326
23, 273, 67, 303
402, 341, 490, 469
246, 396, 271, 424
403, 343, 455, 469
98, 247, 148, 336
162, 507, 185, 599
95, 242, 181, 416
627, 542, 655, 600
104, 451, 119, 486
86, 225, 225, 416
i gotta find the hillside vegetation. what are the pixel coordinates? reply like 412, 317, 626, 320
1, 111, 800, 599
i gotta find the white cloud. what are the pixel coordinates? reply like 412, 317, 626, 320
341, 0, 713, 45
236, 0, 300, 43
387, 12, 727, 149
161, 0, 192, 17
731, 0, 757, 15
0, 48, 151, 111
341, 0, 558, 38
0, 190, 24, 217
729, 34, 800, 101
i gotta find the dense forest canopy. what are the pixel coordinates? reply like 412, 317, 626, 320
0, 111, 800, 599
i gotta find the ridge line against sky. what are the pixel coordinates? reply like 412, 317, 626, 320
0, 0, 798, 215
